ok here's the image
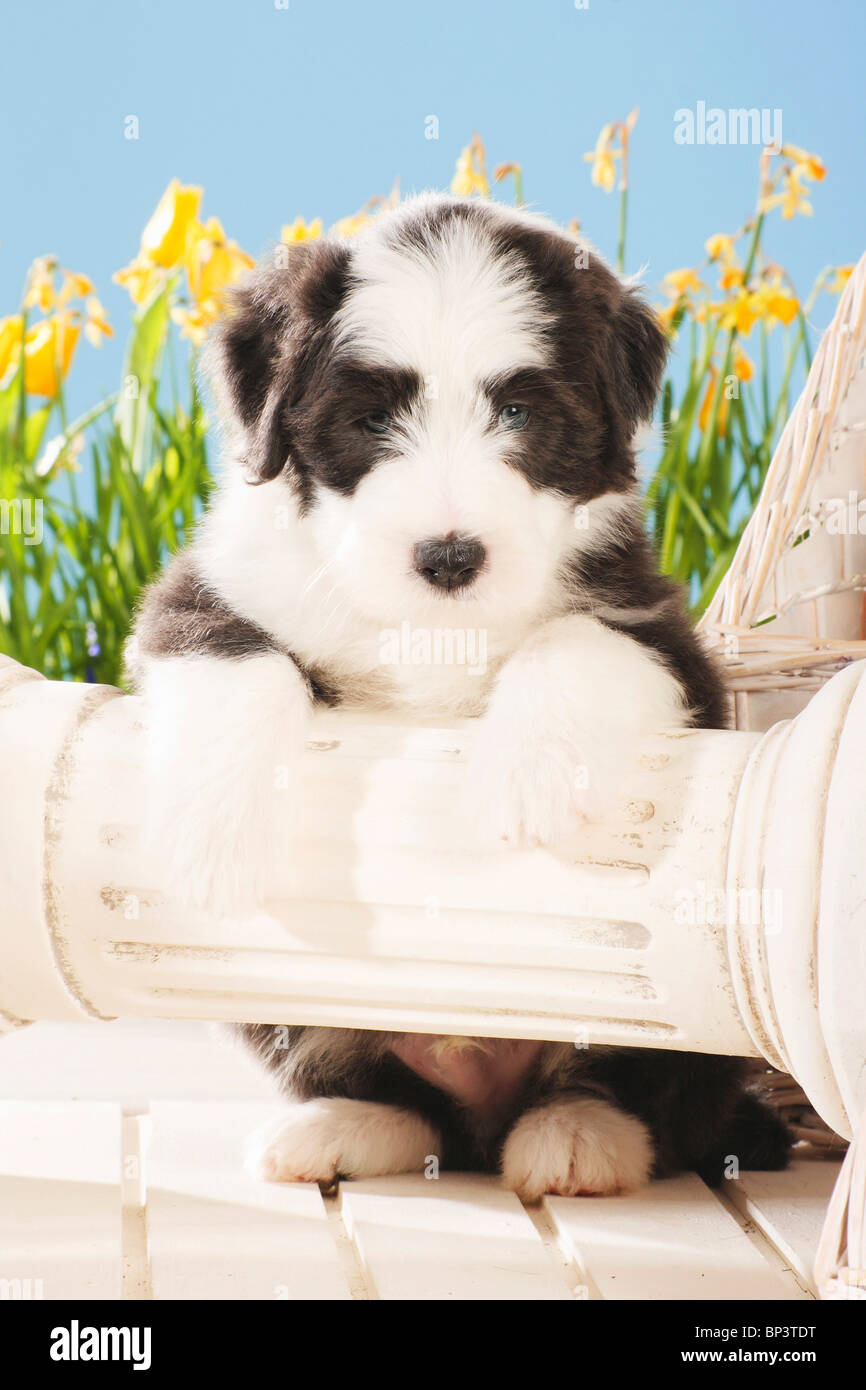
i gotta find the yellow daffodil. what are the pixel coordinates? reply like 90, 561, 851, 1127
58, 271, 95, 306
583, 123, 619, 193
281, 217, 323, 244
186, 217, 254, 307
719, 266, 745, 291
780, 145, 826, 182
698, 366, 730, 437
169, 217, 255, 344
750, 277, 799, 326
333, 212, 371, 238
451, 135, 489, 197
761, 166, 813, 220
0, 315, 24, 381
705, 233, 737, 263
23, 256, 58, 313
719, 288, 758, 335
583, 109, 638, 198
493, 161, 521, 183
827, 265, 854, 294
733, 348, 754, 382
493, 161, 524, 205
170, 304, 211, 346
140, 179, 203, 267
83, 296, 113, 347
663, 267, 704, 297
115, 180, 203, 304
22, 313, 80, 397
113, 255, 167, 306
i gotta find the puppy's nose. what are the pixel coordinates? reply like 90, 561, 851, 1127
412, 534, 486, 591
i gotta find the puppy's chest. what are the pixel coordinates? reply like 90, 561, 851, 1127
309, 649, 498, 718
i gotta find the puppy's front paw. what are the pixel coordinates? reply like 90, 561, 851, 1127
140, 652, 310, 916
467, 716, 613, 847
501, 1096, 653, 1200
245, 1099, 441, 1184
465, 613, 686, 848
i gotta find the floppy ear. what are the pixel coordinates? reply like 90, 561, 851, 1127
206, 241, 350, 483
206, 262, 297, 483
609, 287, 668, 434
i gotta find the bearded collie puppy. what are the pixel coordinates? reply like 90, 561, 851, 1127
127, 194, 789, 1198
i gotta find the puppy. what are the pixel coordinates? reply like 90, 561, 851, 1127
127, 194, 789, 1198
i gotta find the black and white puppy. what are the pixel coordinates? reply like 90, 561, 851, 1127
128, 194, 788, 1199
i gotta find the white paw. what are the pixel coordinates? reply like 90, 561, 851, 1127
467, 718, 615, 847
140, 652, 310, 915
466, 613, 686, 848
244, 1099, 441, 1184
501, 1096, 653, 1200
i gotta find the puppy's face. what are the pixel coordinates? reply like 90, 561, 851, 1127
210, 197, 666, 629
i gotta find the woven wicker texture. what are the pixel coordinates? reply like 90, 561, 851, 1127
699, 251, 866, 732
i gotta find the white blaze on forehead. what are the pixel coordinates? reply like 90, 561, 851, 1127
333, 214, 551, 383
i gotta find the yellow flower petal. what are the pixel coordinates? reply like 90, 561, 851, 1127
186, 219, 254, 308
281, 217, 323, 244
705, 233, 736, 263
0, 315, 24, 379
23, 256, 58, 313
23, 314, 80, 397
719, 289, 757, 336
733, 349, 754, 382
451, 136, 489, 197
333, 213, 371, 238
113, 256, 166, 306
663, 267, 703, 297
827, 265, 854, 295
698, 367, 729, 437
781, 144, 826, 181
84, 294, 113, 347
719, 266, 745, 291
140, 179, 203, 268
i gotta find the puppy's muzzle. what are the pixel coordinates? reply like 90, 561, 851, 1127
412, 534, 486, 592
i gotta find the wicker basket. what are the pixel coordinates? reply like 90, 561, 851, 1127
699, 251, 866, 733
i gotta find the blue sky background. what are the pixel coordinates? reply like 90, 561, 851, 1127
3, 0, 865, 415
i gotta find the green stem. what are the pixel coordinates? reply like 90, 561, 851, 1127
617, 183, 628, 275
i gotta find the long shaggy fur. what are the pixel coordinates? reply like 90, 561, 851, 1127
128, 194, 789, 1196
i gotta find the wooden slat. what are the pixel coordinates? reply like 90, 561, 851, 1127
146, 1102, 349, 1300
545, 1173, 807, 1301
339, 1173, 573, 1300
0, 1101, 121, 1299
725, 1157, 843, 1293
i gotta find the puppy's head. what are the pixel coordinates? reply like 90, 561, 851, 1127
209, 195, 666, 627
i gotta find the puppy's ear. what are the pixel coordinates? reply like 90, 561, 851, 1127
609, 287, 668, 434
205, 263, 293, 481
206, 242, 349, 483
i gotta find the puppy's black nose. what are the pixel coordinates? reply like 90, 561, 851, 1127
413, 534, 486, 591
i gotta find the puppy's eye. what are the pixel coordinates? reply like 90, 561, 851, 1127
359, 410, 393, 436
498, 404, 530, 430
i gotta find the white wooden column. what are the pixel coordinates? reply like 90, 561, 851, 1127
0, 653, 864, 1142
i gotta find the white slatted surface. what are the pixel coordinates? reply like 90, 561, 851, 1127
545, 1173, 808, 1300
146, 1102, 349, 1300
340, 1173, 573, 1300
726, 1159, 843, 1290
0, 1021, 841, 1300
0, 1101, 122, 1299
